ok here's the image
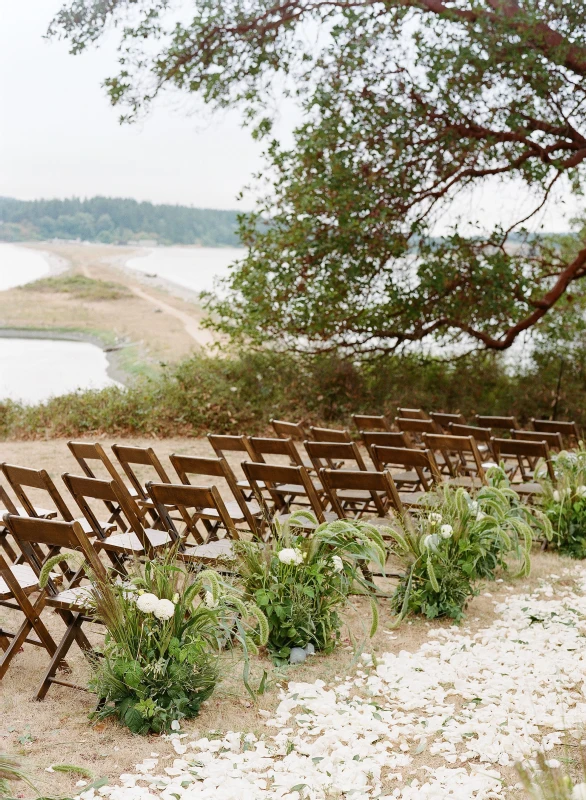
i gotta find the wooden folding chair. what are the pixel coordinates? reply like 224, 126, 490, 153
207, 434, 258, 497
111, 444, 173, 519
422, 434, 487, 488
429, 412, 466, 432
352, 414, 392, 433
170, 453, 260, 536
249, 436, 325, 508
62, 473, 174, 561
146, 482, 239, 564
395, 417, 445, 463
1, 463, 115, 541
531, 419, 581, 448
309, 426, 352, 443
241, 461, 333, 533
2, 514, 108, 700
270, 418, 315, 471
319, 467, 404, 523
371, 445, 441, 508
449, 422, 494, 458
475, 415, 519, 433
397, 407, 429, 420
491, 438, 554, 497
512, 429, 564, 452
67, 441, 135, 530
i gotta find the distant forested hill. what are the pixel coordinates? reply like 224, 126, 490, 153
0, 196, 241, 247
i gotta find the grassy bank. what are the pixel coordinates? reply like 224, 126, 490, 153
1, 348, 585, 440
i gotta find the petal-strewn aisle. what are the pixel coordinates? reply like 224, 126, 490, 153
83, 568, 586, 800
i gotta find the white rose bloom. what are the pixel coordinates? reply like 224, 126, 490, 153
204, 591, 218, 608
278, 548, 302, 565
422, 533, 440, 551
469, 501, 478, 514
576, 485, 586, 497
572, 784, 586, 800
428, 512, 442, 526
440, 524, 453, 539
136, 592, 159, 614
553, 490, 561, 502
331, 555, 344, 573
153, 598, 175, 620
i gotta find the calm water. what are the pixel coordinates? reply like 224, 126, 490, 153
125, 246, 244, 295
0, 243, 52, 290
0, 338, 120, 404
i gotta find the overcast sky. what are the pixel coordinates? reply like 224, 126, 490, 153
0, 0, 279, 210
1, 1, 582, 230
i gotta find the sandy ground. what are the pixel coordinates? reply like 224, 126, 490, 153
0, 438, 578, 798
0, 243, 216, 381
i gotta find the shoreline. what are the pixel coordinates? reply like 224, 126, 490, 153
0, 326, 131, 388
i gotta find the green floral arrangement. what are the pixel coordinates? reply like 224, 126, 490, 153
538, 445, 586, 559
390, 477, 551, 622
235, 513, 386, 663
89, 554, 267, 734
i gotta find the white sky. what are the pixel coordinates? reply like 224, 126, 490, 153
0, 0, 582, 230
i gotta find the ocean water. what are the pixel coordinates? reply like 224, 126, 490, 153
0, 337, 120, 404
0, 243, 52, 290
125, 246, 244, 295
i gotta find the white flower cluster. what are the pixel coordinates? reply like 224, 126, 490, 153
136, 592, 176, 621
422, 516, 453, 550
277, 547, 304, 565
82, 566, 586, 800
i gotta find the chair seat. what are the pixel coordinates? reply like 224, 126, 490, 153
513, 482, 543, 495
0, 563, 39, 600
337, 489, 386, 501
200, 500, 260, 523
47, 585, 94, 611
448, 476, 485, 488
399, 490, 430, 507
99, 528, 172, 553
15, 507, 57, 519
181, 539, 235, 563
392, 471, 421, 485
74, 517, 116, 536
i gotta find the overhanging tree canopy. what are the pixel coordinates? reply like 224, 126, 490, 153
51, 0, 586, 354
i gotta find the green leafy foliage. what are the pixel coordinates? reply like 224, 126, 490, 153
89, 553, 267, 734
539, 445, 586, 559
4, 347, 586, 441
389, 478, 551, 622
234, 514, 386, 663
23, 274, 131, 301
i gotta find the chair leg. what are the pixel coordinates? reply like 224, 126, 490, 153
0, 596, 58, 681
36, 611, 86, 700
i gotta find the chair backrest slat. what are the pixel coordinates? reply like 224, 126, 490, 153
513, 429, 564, 451
308, 426, 352, 443
397, 407, 429, 420
429, 412, 466, 431
249, 437, 303, 465
271, 419, 309, 440
475, 415, 519, 432
395, 417, 440, 434
112, 444, 172, 502
352, 414, 392, 432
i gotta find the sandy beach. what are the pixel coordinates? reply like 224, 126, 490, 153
0, 242, 219, 385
